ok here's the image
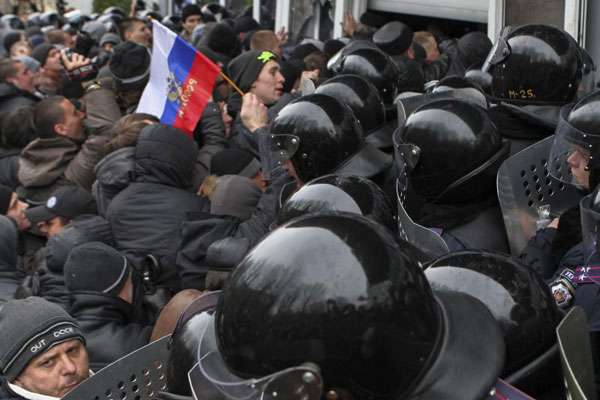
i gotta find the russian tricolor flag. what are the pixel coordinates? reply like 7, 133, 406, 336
137, 20, 221, 137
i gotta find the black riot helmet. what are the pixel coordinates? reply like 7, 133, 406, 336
484, 24, 582, 105
548, 89, 600, 191
165, 291, 221, 397
269, 93, 391, 184
315, 74, 395, 148
26, 12, 42, 28
1, 15, 24, 30
335, 47, 400, 105
578, 47, 596, 99
40, 11, 62, 28
426, 251, 562, 383
395, 98, 509, 204
277, 174, 396, 231
190, 214, 504, 400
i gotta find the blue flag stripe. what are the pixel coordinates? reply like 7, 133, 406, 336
161, 37, 197, 125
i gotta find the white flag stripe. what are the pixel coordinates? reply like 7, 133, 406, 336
136, 20, 177, 118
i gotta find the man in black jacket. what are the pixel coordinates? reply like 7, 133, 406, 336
107, 124, 208, 292
63, 242, 153, 371
0, 215, 19, 304
0, 297, 90, 400
0, 58, 39, 113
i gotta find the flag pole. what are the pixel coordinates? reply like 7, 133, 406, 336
219, 71, 245, 97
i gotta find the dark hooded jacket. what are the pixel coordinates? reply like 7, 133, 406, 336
93, 102, 226, 216
0, 148, 20, 190
0, 83, 39, 114
0, 215, 19, 304
177, 169, 293, 290
107, 125, 208, 290
22, 216, 114, 310
68, 292, 152, 371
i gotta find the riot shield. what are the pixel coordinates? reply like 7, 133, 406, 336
393, 141, 449, 258
497, 135, 583, 256
557, 306, 597, 400
63, 335, 171, 400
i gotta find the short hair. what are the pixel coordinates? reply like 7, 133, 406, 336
0, 106, 37, 148
304, 51, 327, 72
0, 59, 18, 83
46, 29, 67, 45
250, 30, 279, 52
106, 113, 159, 153
119, 17, 146, 40
413, 31, 438, 55
33, 96, 67, 139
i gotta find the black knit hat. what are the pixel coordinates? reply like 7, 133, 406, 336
181, 4, 202, 22
64, 242, 130, 296
207, 22, 240, 59
25, 185, 97, 224
3, 31, 23, 53
210, 149, 261, 178
227, 49, 278, 93
290, 43, 319, 61
0, 184, 12, 215
233, 16, 259, 34
0, 297, 85, 382
109, 41, 151, 91
31, 43, 55, 66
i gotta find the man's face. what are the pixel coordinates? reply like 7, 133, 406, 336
567, 145, 591, 189
182, 14, 202, 35
38, 216, 68, 238
14, 340, 89, 398
126, 21, 152, 47
8, 62, 35, 93
44, 48, 63, 73
6, 192, 30, 231
251, 60, 285, 106
56, 99, 85, 141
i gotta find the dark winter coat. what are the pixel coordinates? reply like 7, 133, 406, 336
68, 292, 152, 371
107, 125, 207, 290
0, 83, 39, 114
177, 171, 293, 289
0, 378, 26, 400
0, 216, 19, 304
0, 148, 20, 190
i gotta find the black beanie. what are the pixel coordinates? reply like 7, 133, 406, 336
207, 22, 240, 59
109, 41, 151, 91
0, 297, 85, 382
323, 39, 345, 58
227, 49, 278, 93
290, 43, 319, 61
210, 149, 261, 178
31, 43, 55, 66
233, 16, 259, 34
280, 59, 303, 93
3, 31, 23, 53
181, 4, 202, 22
64, 242, 130, 296
0, 184, 12, 215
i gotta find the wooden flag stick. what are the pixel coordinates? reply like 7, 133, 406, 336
219, 70, 245, 97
